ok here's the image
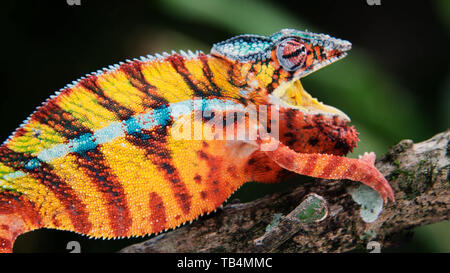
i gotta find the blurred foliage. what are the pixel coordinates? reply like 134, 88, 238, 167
436, 0, 450, 29
2, 0, 448, 252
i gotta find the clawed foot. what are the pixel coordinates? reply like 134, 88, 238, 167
359, 152, 376, 165
357, 152, 395, 203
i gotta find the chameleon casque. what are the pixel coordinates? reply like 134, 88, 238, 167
0, 29, 394, 252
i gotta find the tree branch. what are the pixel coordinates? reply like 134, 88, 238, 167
120, 130, 450, 253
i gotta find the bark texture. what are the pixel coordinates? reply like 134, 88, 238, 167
120, 130, 450, 253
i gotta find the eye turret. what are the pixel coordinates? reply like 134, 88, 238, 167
276, 38, 307, 71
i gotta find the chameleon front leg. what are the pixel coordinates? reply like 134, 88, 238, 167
259, 136, 395, 203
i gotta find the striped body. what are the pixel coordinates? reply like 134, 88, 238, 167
0, 52, 279, 239
0, 29, 394, 252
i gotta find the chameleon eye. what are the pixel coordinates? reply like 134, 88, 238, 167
276, 39, 307, 71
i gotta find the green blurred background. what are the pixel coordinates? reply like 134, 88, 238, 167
1, 0, 448, 252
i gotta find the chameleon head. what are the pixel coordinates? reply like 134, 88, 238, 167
211, 28, 352, 122
212, 29, 357, 155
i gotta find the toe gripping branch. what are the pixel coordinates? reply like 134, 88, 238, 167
258, 135, 395, 203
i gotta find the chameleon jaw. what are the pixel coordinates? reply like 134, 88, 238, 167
269, 79, 351, 122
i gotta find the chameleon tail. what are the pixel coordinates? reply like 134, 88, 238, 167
261, 137, 394, 203
0, 191, 42, 253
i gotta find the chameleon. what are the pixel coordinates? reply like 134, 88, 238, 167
0, 29, 394, 252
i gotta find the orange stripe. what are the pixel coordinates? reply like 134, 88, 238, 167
301, 154, 318, 176
342, 162, 358, 179
319, 156, 344, 178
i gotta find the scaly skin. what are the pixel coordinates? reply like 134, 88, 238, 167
0, 29, 393, 252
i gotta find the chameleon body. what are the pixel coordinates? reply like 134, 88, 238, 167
0, 29, 394, 252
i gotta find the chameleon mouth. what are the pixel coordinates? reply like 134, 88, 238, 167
269, 79, 351, 122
